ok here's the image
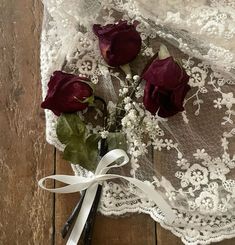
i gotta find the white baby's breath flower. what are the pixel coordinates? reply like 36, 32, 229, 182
100, 130, 109, 139
119, 87, 129, 96
126, 74, 132, 79
133, 75, 140, 81
124, 96, 131, 104
124, 103, 132, 111
135, 85, 144, 98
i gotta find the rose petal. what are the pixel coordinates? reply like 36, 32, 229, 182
107, 29, 141, 66
143, 82, 160, 114
142, 57, 189, 89
142, 50, 191, 118
93, 21, 131, 37
93, 21, 141, 67
41, 71, 93, 116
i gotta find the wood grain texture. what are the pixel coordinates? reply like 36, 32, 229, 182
54, 152, 81, 245
0, 0, 54, 244
92, 214, 155, 245
156, 226, 235, 245
1, 0, 235, 244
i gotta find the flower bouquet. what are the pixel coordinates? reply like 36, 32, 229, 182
38, 0, 235, 244
39, 20, 191, 245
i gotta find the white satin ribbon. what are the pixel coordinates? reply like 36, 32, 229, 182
38, 149, 176, 245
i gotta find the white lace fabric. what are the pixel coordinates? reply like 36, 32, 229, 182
40, 0, 235, 244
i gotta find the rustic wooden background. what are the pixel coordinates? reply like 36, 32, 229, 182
1, 0, 235, 244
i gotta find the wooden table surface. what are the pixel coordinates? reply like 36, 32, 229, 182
1, 0, 235, 244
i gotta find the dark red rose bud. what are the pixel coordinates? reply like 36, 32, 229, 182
93, 21, 141, 67
142, 46, 190, 118
41, 71, 94, 116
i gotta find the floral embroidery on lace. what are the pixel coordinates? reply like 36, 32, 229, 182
41, 0, 235, 244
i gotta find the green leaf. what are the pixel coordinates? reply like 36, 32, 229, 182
56, 113, 85, 145
63, 137, 87, 165
106, 132, 127, 151
63, 134, 101, 171
85, 134, 101, 169
56, 113, 101, 171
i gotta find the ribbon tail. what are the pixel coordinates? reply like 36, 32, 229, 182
66, 184, 99, 245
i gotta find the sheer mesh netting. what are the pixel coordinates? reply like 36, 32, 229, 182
40, 0, 235, 244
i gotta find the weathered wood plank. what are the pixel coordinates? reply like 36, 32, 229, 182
214, 238, 235, 245
157, 226, 182, 245
92, 214, 155, 245
156, 225, 235, 245
0, 0, 54, 244
54, 152, 81, 245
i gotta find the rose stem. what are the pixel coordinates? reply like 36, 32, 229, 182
83, 96, 108, 244
60, 96, 107, 240
83, 138, 108, 245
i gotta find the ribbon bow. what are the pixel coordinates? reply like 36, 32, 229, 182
39, 149, 176, 245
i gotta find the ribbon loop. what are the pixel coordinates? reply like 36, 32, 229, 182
95, 149, 129, 175
39, 149, 176, 245
38, 175, 96, 193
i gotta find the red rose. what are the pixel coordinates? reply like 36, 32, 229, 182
142, 47, 190, 118
93, 21, 141, 67
41, 71, 93, 116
